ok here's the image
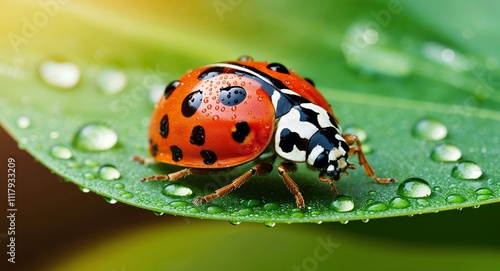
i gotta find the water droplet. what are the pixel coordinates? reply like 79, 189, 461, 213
433, 186, 442, 193
49, 145, 73, 160
212, 115, 219, 121
263, 202, 279, 210
169, 201, 189, 208
397, 177, 432, 198
79, 186, 90, 193
96, 68, 127, 95
290, 212, 304, 218
39, 59, 81, 89
240, 199, 261, 207
161, 183, 193, 197
83, 172, 95, 180
73, 123, 118, 151
67, 161, 80, 168
49, 131, 60, 139
366, 202, 388, 212
206, 205, 224, 214
153, 212, 164, 216
452, 161, 482, 180
237, 208, 253, 216
98, 165, 121, 180
264, 222, 276, 228
362, 219, 370, 223
229, 221, 241, 226
16, 116, 31, 129
367, 190, 377, 197
417, 198, 430, 207
446, 194, 466, 204
389, 197, 411, 209
472, 205, 480, 209
340, 220, 349, 224
83, 159, 99, 168
430, 143, 462, 162
104, 197, 117, 204
344, 126, 367, 142
330, 195, 355, 212
113, 183, 125, 189
412, 118, 447, 141
118, 190, 134, 199
475, 188, 494, 201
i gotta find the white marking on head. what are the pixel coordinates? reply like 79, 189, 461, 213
307, 145, 324, 166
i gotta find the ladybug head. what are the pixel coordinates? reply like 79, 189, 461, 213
307, 128, 351, 180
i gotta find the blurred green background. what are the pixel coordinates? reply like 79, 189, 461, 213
1, 0, 500, 270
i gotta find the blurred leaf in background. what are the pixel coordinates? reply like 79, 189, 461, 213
0, 0, 499, 270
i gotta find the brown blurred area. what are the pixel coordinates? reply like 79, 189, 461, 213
0, 126, 162, 271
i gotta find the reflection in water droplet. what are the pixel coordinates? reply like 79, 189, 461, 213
104, 197, 117, 204
169, 201, 189, 208
16, 116, 31, 129
84, 172, 95, 180
49, 145, 72, 160
446, 194, 466, 204
98, 165, 121, 180
340, 220, 349, 225
79, 186, 90, 193
207, 206, 224, 214
330, 195, 355, 212
412, 118, 447, 141
389, 197, 411, 209
452, 161, 482, 180
161, 183, 193, 197
264, 222, 276, 228
344, 126, 368, 142
430, 143, 462, 162
397, 177, 432, 198
73, 123, 118, 151
39, 59, 81, 89
229, 221, 241, 226
96, 68, 127, 95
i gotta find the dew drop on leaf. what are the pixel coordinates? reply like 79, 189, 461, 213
397, 177, 432, 198
73, 123, 118, 151
389, 197, 411, 209
39, 59, 81, 89
430, 143, 462, 162
49, 145, 73, 160
98, 165, 121, 180
96, 68, 127, 95
264, 221, 276, 228
366, 202, 388, 212
16, 116, 31, 129
446, 194, 466, 203
330, 195, 355, 212
412, 118, 447, 141
161, 183, 193, 197
451, 161, 482, 180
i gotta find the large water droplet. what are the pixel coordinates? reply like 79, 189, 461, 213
389, 197, 411, 209
96, 68, 127, 95
39, 59, 81, 89
452, 161, 482, 180
104, 197, 118, 204
206, 205, 224, 214
98, 165, 121, 180
330, 195, 355, 212
73, 123, 118, 151
412, 118, 447, 141
475, 188, 494, 201
264, 222, 276, 228
16, 116, 31, 129
446, 194, 466, 204
397, 177, 432, 198
161, 183, 193, 197
430, 143, 462, 162
49, 145, 73, 160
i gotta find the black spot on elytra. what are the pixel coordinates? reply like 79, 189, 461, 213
232, 121, 250, 143
198, 66, 224, 80
190, 125, 205, 146
201, 150, 217, 165
279, 128, 308, 153
170, 145, 183, 162
266, 62, 290, 74
219, 86, 247, 106
304, 77, 315, 86
151, 143, 158, 157
181, 90, 203, 117
159, 114, 169, 138
164, 80, 180, 99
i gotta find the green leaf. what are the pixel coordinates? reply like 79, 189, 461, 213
1, 0, 499, 224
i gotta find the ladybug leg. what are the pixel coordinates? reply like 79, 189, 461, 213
277, 162, 305, 209
318, 173, 339, 196
342, 134, 396, 184
131, 155, 156, 165
194, 163, 273, 205
141, 168, 192, 182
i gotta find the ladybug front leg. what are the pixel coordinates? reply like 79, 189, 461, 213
277, 162, 305, 209
342, 134, 396, 184
194, 163, 274, 205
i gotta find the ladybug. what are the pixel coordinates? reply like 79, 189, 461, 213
133, 56, 395, 209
